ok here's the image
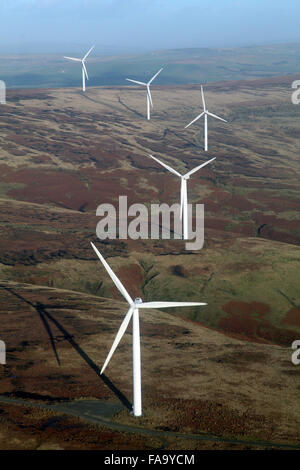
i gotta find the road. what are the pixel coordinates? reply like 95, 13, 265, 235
0, 395, 299, 450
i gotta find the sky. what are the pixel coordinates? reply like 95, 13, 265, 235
0, 0, 300, 54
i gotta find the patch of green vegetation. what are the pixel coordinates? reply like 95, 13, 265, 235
3, 237, 300, 342
0, 182, 26, 198
224, 222, 237, 231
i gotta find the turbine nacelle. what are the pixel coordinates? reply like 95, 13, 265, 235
134, 298, 143, 305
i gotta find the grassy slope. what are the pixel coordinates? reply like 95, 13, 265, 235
0, 280, 300, 449
0, 71, 300, 448
0, 198, 299, 346
0, 77, 299, 346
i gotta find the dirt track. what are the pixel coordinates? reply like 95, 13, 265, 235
0, 396, 299, 450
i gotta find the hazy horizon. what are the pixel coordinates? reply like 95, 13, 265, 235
0, 0, 300, 54
2, 40, 300, 57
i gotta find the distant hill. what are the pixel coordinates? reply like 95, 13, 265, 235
1, 42, 300, 89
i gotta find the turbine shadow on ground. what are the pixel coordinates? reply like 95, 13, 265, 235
4, 287, 61, 366
78, 90, 121, 111
3, 287, 132, 411
164, 128, 201, 150
117, 95, 145, 118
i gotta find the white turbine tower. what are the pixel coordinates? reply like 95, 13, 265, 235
91, 242, 206, 417
185, 85, 227, 151
148, 154, 216, 240
126, 68, 163, 120
64, 45, 95, 92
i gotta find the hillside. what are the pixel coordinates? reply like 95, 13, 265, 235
0, 76, 300, 449
0, 281, 299, 450
0, 77, 299, 344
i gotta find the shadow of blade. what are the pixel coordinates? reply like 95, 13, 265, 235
3, 287, 60, 366
78, 90, 121, 111
42, 308, 132, 412
100, 373, 132, 411
117, 95, 145, 118
3, 287, 132, 411
38, 309, 61, 366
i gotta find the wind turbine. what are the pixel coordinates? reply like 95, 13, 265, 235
126, 68, 163, 120
148, 154, 216, 240
64, 45, 95, 92
91, 242, 206, 417
185, 85, 227, 151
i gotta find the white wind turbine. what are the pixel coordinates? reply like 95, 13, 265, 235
185, 85, 227, 151
148, 154, 216, 240
91, 242, 206, 417
64, 45, 95, 92
126, 68, 163, 120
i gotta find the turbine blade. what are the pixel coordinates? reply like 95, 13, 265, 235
126, 79, 147, 86
147, 85, 153, 108
91, 242, 133, 305
139, 301, 206, 309
207, 111, 227, 122
201, 85, 206, 111
100, 307, 134, 374
83, 45, 95, 60
64, 56, 82, 62
82, 62, 89, 80
148, 67, 163, 85
184, 112, 205, 129
148, 154, 182, 177
184, 157, 216, 178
